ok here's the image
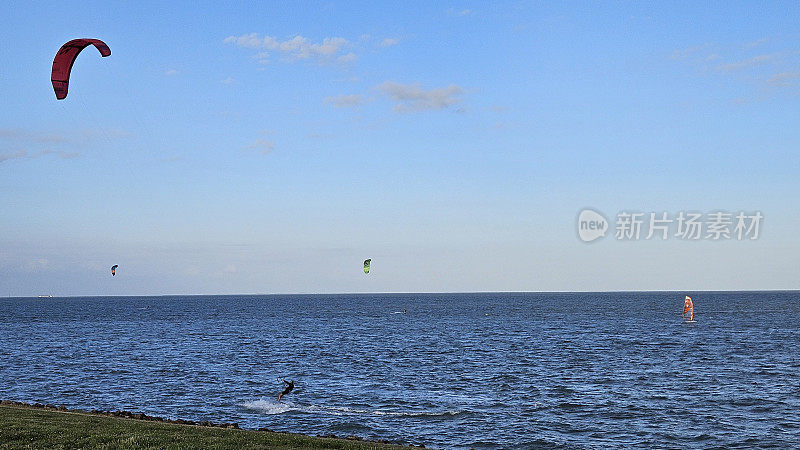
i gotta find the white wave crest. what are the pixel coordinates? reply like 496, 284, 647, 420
241, 398, 468, 418
241, 399, 296, 415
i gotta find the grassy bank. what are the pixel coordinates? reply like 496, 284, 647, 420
0, 404, 406, 449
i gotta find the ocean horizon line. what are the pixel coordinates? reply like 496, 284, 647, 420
5, 288, 800, 299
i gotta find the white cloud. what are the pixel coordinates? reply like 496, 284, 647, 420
1, 128, 69, 143
39, 149, 79, 159
251, 51, 271, 64
324, 94, 363, 108
447, 8, 473, 16
715, 54, 777, 72
0, 149, 78, 164
224, 33, 351, 64
223, 33, 279, 49
309, 37, 348, 56
337, 52, 357, 63
670, 39, 800, 102
743, 38, 768, 50
379, 38, 400, 48
767, 71, 800, 86
377, 82, 465, 112
0, 129, 21, 138
0, 150, 27, 163
165, 69, 179, 76
0, 129, 112, 163
246, 139, 275, 154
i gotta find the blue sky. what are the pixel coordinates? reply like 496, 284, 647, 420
1, 1, 799, 295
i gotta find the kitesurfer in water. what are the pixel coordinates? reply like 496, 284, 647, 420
277, 378, 294, 402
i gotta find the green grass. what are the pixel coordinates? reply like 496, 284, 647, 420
0, 405, 404, 449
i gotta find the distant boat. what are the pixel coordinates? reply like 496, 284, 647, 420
38, 295, 53, 298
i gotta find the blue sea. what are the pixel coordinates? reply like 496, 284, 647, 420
1, 292, 799, 448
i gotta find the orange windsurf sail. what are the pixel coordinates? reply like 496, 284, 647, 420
683, 295, 694, 321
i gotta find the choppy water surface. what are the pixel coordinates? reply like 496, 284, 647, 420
1, 292, 799, 448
